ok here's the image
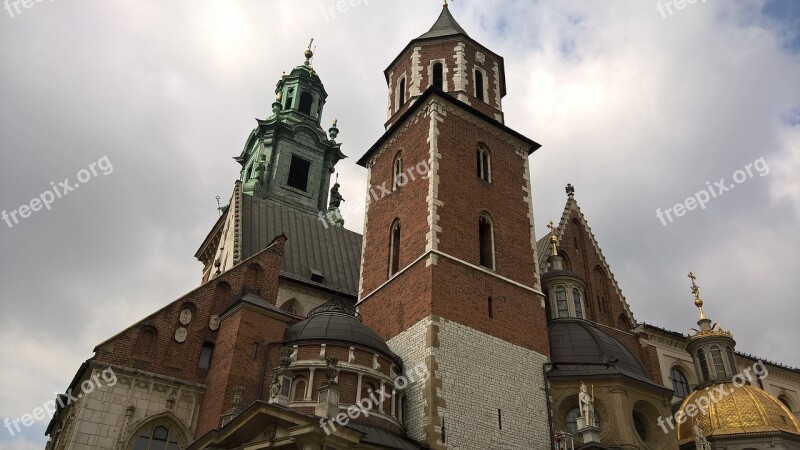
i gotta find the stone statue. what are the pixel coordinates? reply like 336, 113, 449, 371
324, 356, 339, 382
693, 421, 709, 450
329, 183, 344, 209
269, 374, 281, 400
579, 382, 596, 427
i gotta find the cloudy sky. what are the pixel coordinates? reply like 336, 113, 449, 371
1, 0, 798, 447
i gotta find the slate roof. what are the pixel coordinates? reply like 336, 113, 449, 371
417, 6, 468, 40
547, 318, 668, 390
284, 299, 401, 366
240, 195, 362, 297
536, 234, 551, 272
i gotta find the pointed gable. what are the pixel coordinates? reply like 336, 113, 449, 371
538, 191, 637, 328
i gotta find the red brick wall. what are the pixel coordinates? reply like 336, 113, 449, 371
386, 37, 504, 128
92, 236, 290, 437
361, 97, 547, 355
359, 116, 431, 297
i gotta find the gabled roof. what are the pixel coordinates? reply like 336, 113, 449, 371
240, 195, 362, 296
538, 191, 637, 325
417, 5, 468, 39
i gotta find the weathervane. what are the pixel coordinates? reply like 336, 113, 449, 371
215, 195, 222, 216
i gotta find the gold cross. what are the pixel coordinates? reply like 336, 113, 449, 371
688, 272, 706, 320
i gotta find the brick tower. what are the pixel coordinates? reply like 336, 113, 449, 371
356, 5, 551, 448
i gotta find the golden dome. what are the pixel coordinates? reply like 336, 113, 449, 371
677, 382, 800, 443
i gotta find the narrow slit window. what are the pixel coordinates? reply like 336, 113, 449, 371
477, 146, 491, 182
488, 297, 494, 318
393, 154, 403, 191
433, 63, 443, 90
389, 220, 401, 276
398, 78, 406, 108
479, 215, 494, 269
475, 70, 485, 101
556, 288, 569, 318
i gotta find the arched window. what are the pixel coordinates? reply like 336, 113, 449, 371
726, 347, 737, 374
292, 377, 307, 402
697, 349, 711, 382
198, 342, 214, 370
389, 220, 401, 276
392, 153, 403, 191
298, 92, 314, 115
670, 367, 690, 399
556, 288, 569, 318
477, 145, 491, 182
478, 214, 494, 269
475, 69, 485, 101
572, 288, 583, 319
711, 346, 727, 379
432, 63, 443, 90
398, 78, 406, 108
132, 425, 179, 450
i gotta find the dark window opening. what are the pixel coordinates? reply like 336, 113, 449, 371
488, 297, 494, 318
479, 215, 494, 269
392, 154, 403, 191
573, 288, 583, 319
285, 87, 294, 110
433, 63, 443, 90
475, 70, 485, 101
299, 92, 314, 115
198, 342, 214, 370
287, 155, 311, 191
498, 409, 502, 430
132, 425, 179, 450
670, 367, 690, 399
398, 78, 406, 107
477, 146, 490, 182
389, 221, 401, 276
633, 413, 648, 441
697, 349, 711, 382
310, 268, 325, 283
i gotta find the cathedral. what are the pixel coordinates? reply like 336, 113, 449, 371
44, 5, 800, 450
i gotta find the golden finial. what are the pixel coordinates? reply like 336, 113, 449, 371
303, 38, 314, 65
281, 71, 286, 79
547, 221, 558, 257
688, 272, 706, 320
332, 118, 338, 127
443, 0, 452, 7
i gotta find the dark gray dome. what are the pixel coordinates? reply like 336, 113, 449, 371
541, 269, 582, 280
547, 318, 656, 386
285, 299, 400, 365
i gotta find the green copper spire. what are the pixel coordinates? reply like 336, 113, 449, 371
234, 45, 346, 215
